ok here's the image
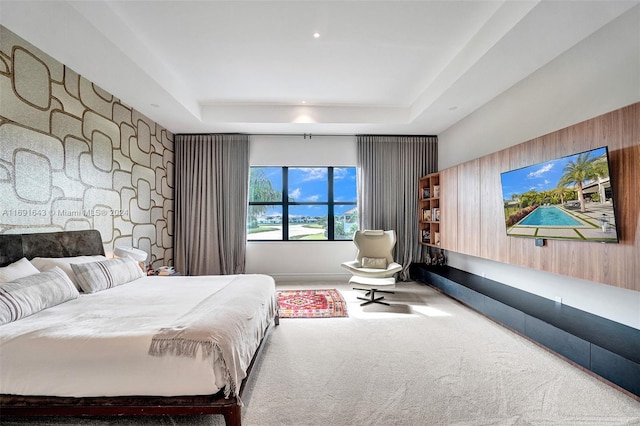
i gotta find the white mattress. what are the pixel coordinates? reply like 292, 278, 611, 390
0, 274, 276, 398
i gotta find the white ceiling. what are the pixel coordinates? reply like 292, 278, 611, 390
1, 0, 637, 135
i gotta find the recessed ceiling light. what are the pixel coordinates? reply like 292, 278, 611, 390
313, 32, 320, 39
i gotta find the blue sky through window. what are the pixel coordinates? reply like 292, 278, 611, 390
256, 167, 356, 217
334, 167, 357, 202
289, 168, 328, 202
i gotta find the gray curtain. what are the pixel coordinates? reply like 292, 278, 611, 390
357, 135, 437, 280
174, 134, 249, 276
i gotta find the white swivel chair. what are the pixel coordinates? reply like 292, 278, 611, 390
341, 230, 403, 306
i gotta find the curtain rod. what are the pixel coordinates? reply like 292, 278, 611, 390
250, 133, 352, 138
176, 133, 437, 139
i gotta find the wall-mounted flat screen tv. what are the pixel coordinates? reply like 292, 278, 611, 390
500, 146, 619, 243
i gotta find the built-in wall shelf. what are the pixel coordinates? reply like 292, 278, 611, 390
418, 172, 441, 247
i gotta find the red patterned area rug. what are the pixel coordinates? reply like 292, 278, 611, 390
277, 289, 348, 318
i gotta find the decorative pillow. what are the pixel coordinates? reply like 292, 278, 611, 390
0, 267, 79, 325
71, 258, 144, 294
361, 257, 388, 269
30, 255, 107, 291
0, 257, 41, 283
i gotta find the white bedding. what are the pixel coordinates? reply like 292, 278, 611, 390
0, 274, 277, 398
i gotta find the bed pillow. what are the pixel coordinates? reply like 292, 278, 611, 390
361, 257, 388, 269
71, 258, 144, 294
0, 257, 41, 283
30, 255, 107, 291
0, 267, 79, 325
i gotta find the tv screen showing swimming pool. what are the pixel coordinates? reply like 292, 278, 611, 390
499, 146, 619, 243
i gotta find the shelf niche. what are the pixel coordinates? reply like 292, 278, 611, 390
418, 172, 441, 247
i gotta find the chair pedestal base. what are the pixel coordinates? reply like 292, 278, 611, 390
355, 288, 395, 306
349, 277, 396, 306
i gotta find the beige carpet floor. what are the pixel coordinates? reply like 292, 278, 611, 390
3, 281, 640, 425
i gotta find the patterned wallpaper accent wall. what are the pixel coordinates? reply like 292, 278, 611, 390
0, 26, 174, 267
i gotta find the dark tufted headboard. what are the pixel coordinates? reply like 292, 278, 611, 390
0, 230, 105, 267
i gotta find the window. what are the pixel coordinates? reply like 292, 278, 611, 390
248, 167, 358, 241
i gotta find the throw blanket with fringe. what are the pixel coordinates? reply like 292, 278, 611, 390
148, 274, 277, 399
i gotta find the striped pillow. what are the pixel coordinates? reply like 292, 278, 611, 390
0, 267, 79, 325
71, 258, 144, 293
30, 255, 107, 291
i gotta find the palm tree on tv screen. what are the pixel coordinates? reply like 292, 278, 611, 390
590, 156, 610, 203
559, 152, 599, 213
551, 185, 573, 206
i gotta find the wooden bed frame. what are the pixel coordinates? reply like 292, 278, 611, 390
0, 230, 278, 426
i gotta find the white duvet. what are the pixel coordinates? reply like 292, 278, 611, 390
0, 274, 276, 398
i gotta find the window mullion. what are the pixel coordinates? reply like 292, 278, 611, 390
282, 167, 289, 240
327, 167, 335, 240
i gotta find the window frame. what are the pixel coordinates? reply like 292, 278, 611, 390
248, 166, 357, 241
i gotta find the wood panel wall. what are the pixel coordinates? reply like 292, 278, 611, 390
440, 103, 640, 291
456, 160, 481, 256
440, 167, 458, 252
480, 152, 510, 263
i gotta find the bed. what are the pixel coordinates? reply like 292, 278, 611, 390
0, 230, 278, 426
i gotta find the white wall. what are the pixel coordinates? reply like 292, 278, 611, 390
245, 135, 358, 281
438, 6, 640, 329
440, 5, 640, 169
